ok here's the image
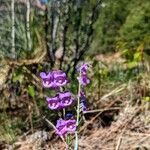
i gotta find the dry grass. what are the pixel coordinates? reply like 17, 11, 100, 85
3, 78, 149, 150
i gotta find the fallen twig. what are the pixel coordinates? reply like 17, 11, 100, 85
84, 107, 120, 114
79, 100, 119, 134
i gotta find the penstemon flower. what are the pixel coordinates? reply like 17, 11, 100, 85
55, 118, 76, 136
40, 72, 54, 88
66, 119, 76, 133
80, 96, 88, 112
46, 91, 74, 110
77, 74, 90, 86
79, 90, 88, 112
40, 70, 68, 88
59, 91, 74, 108
77, 63, 90, 113
56, 119, 67, 136
77, 63, 90, 86
65, 113, 74, 120
53, 70, 68, 87
46, 95, 60, 110
77, 63, 89, 75
40, 62, 90, 149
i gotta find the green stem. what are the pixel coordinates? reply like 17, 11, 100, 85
74, 71, 81, 150
74, 132, 78, 150
63, 108, 66, 118
59, 87, 68, 146
67, 134, 71, 146
76, 79, 81, 126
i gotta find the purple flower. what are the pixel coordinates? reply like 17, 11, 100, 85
80, 97, 88, 112
65, 113, 74, 120
40, 70, 68, 88
77, 63, 90, 86
55, 119, 76, 136
66, 119, 76, 133
46, 91, 74, 110
77, 63, 89, 75
78, 74, 90, 86
53, 70, 68, 87
55, 119, 67, 136
59, 91, 74, 107
80, 90, 86, 97
46, 95, 60, 110
40, 72, 54, 88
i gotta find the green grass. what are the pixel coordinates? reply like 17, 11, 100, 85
0, 112, 25, 143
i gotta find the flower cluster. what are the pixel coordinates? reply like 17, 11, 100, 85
56, 118, 76, 136
40, 70, 76, 136
46, 91, 74, 110
40, 70, 68, 88
40, 70, 73, 110
77, 63, 90, 112
40, 63, 90, 139
77, 63, 90, 86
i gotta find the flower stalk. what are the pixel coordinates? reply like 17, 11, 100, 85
76, 70, 82, 126
74, 70, 81, 150
40, 63, 90, 150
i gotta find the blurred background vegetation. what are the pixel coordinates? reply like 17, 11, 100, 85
0, 0, 150, 146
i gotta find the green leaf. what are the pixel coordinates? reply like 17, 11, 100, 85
127, 61, 138, 69
12, 73, 24, 83
143, 97, 150, 102
134, 52, 141, 61
28, 85, 35, 98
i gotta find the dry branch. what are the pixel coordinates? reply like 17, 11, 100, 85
11, 0, 15, 58
26, 0, 32, 51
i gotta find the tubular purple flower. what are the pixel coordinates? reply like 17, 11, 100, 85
80, 97, 88, 112
40, 72, 54, 88
78, 74, 90, 86
66, 119, 76, 133
55, 119, 67, 136
59, 91, 74, 107
81, 103, 87, 112
55, 119, 76, 136
80, 90, 86, 97
53, 70, 68, 87
46, 96, 60, 110
77, 63, 89, 75
65, 113, 74, 120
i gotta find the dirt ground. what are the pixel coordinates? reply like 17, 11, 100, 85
3, 87, 150, 150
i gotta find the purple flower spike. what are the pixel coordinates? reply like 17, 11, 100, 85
56, 119, 67, 136
46, 96, 60, 110
77, 63, 89, 74
78, 74, 90, 86
66, 119, 76, 133
59, 91, 73, 107
80, 90, 86, 97
80, 97, 88, 112
53, 70, 68, 87
40, 72, 54, 88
